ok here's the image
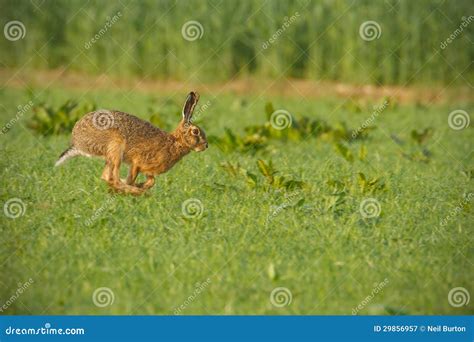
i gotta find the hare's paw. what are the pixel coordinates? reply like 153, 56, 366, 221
126, 185, 145, 196
136, 176, 155, 190
107, 181, 145, 196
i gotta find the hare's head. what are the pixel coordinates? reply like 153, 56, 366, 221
175, 91, 208, 152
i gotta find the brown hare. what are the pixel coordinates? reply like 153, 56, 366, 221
55, 92, 208, 195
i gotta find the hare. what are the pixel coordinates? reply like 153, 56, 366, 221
55, 92, 208, 195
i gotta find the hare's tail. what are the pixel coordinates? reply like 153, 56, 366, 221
55, 146, 81, 167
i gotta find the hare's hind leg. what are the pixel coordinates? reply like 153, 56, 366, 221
104, 141, 144, 195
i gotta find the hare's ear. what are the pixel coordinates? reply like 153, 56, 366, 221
182, 91, 200, 123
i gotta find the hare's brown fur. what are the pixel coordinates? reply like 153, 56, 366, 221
56, 92, 207, 195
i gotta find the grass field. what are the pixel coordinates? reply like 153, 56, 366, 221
0, 84, 472, 315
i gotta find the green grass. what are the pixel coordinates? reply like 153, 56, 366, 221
0, 85, 472, 315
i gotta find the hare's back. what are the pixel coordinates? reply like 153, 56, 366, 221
74, 110, 163, 139
72, 111, 166, 156
111, 111, 164, 140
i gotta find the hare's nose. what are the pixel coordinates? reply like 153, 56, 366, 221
205, 142, 209, 148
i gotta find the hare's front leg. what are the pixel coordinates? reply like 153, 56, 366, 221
137, 175, 155, 190
126, 164, 139, 186
101, 161, 112, 182
126, 163, 155, 191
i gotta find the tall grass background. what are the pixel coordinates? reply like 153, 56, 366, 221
0, 0, 472, 85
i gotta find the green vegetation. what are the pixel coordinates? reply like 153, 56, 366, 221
1, 85, 472, 314
28, 100, 96, 135
0, 0, 472, 85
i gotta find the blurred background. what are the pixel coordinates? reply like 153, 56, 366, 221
1, 0, 473, 85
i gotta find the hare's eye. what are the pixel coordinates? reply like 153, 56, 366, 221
192, 128, 200, 136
